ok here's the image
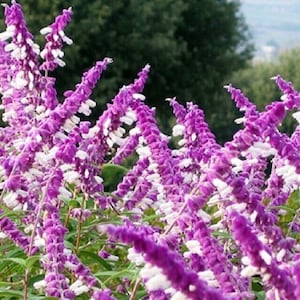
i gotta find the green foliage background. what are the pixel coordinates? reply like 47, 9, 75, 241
0, 0, 254, 142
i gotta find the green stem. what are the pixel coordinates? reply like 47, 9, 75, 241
74, 193, 87, 254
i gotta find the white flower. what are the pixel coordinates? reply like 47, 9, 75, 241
4, 42, 17, 52
179, 158, 193, 168
189, 285, 196, 292
172, 124, 185, 136
78, 102, 91, 116
136, 145, 151, 157
40, 26, 52, 35
64, 170, 80, 183
127, 248, 144, 266
241, 257, 250, 267
0, 26, 14, 41
133, 93, 146, 101
58, 186, 72, 200
94, 175, 103, 184
107, 255, 119, 261
171, 291, 189, 300
54, 57, 66, 67
54, 131, 68, 142
234, 117, 246, 124
191, 133, 197, 142
197, 209, 211, 222
146, 273, 171, 291
227, 203, 247, 213
212, 178, 227, 190
12, 71, 28, 89
82, 126, 100, 139
293, 111, 300, 123
259, 250, 272, 265
2, 110, 16, 122
63, 118, 76, 132
33, 280, 46, 289
276, 249, 286, 262
24, 224, 34, 234
129, 127, 141, 135
86, 99, 96, 107
247, 141, 276, 158
146, 173, 161, 182
3, 192, 19, 209
75, 150, 88, 160
197, 270, 219, 287
65, 261, 77, 271
185, 240, 202, 255
109, 130, 125, 146
61, 34, 73, 45
0, 232, 7, 239
250, 211, 258, 223
71, 114, 80, 123
40, 48, 47, 59
34, 236, 46, 248
70, 279, 89, 295
241, 265, 259, 277
103, 118, 111, 136
120, 109, 137, 125
140, 263, 161, 279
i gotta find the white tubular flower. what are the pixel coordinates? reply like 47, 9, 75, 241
70, 279, 89, 295
133, 93, 146, 101
33, 280, 47, 290
171, 291, 190, 300
172, 124, 185, 136
241, 265, 259, 277
247, 141, 277, 158
146, 273, 171, 291
127, 247, 144, 266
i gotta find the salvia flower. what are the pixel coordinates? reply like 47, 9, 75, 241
3, 1, 300, 300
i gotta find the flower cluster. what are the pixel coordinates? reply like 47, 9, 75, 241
2, 1, 300, 300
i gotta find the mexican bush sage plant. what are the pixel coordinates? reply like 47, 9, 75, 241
1, 1, 300, 299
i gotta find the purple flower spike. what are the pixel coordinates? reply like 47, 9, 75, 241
225, 84, 257, 117
40, 7, 73, 71
0, 216, 37, 255
43, 208, 71, 295
168, 97, 187, 124
0, 1, 42, 127
230, 211, 295, 299
193, 219, 248, 294
108, 224, 228, 300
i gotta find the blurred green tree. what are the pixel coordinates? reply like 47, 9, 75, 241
0, 0, 254, 142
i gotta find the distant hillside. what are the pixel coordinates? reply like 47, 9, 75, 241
241, 0, 300, 59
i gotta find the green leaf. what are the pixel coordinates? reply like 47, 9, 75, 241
25, 255, 41, 270
95, 269, 138, 283
276, 205, 296, 214
0, 289, 24, 297
212, 231, 231, 239
278, 190, 300, 234
0, 281, 22, 288
0, 258, 26, 268
101, 164, 128, 192
78, 250, 112, 271
253, 291, 266, 300
0, 288, 57, 300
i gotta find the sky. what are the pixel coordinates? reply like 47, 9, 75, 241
240, 0, 300, 58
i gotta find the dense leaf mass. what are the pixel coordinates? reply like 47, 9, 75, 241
0, 0, 254, 141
